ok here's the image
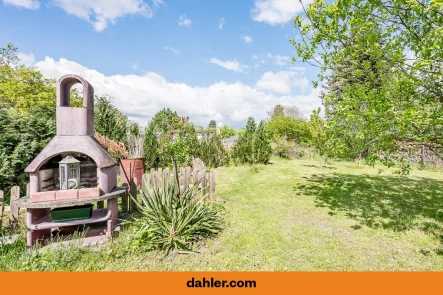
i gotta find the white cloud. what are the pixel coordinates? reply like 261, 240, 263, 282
163, 46, 181, 54
254, 64, 260, 69
152, 0, 164, 7
31, 56, 320, 126
3, 0, 40, 9
219, 18, 225, 30
17, 52, 36, 66
132, 62, 139, 70
266, 53, 291, 65
209, 58, 249, 73
256, 71, 308, 94
243, 36, 253, 44
52, 0, 153, 32
251, 0, 312, 25
178, 15, 191, 28
252, 55, 258, 60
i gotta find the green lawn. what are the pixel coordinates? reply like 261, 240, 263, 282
2, 158, 443, 271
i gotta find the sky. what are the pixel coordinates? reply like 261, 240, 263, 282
0, 0, 320, 128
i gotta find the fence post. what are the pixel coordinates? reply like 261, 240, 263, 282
210, 171, 216, 200
141, 173, 147, 193
183, 167, 190, 190
9, 186, 20, 230
201, 168, 207, 199
164, 168, 170, 186
158, 168, 163, 188
173, 168, 179, 194
193, 166, 198, 183
180, 167, 185, 191
129, 177, 138, 212
121, 183, 129, 213
0, 190, 4, 230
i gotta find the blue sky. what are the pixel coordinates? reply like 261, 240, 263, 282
0, 0, 320, 128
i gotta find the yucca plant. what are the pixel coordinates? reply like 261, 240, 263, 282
127, 173, 223, 254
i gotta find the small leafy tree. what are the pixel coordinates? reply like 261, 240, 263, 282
267, 116, 312, 144
231, 117, 272, 165
274, 136, 292, 158
208, 120, 217, 129
268, 104, 285, 120
253, 121, 272, 164
197, 133, 228, 168
309, 108, 328, 168
0, 106, 56, 196
94, 96, 128, 143
143, 122, 159, 169
220, 125, 236, 139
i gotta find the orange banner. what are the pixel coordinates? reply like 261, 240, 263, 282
1, 272, 442, 294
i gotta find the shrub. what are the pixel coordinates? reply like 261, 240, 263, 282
253, 121, 272, 164
128, 178, 223, 254
94, 96, 128, 143
220, 125, 236, 139
274, 136, 292, 158
231, 117, 272, 165
266, 116, 312, 144
197, 133, 228, 168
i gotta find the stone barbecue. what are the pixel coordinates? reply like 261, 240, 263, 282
18, 74, 126, 248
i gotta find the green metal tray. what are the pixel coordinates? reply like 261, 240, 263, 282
50, 204, 93, 222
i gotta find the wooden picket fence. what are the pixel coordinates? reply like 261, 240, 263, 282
0, 184, 29, 232
121, 158, 216, 213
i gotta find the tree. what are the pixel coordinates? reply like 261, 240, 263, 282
143, 122, 159, 169
231, 117, 272, 165
309, 108, 328, 168
197, 133, 228, 168
267, 116, 312, 144
268, 104, 285, 120
253, 121, 272, 164
284, 105, 303, 119
0, 43, 82, 112
151, 108, 179, 132
0, 105, 56, 195
220, 125, 236, 139
291, 0, 443, 167
208, 120, 217, 129
147, 109, 199, 167
0, 43, 18, 66
94, 96, 128, 143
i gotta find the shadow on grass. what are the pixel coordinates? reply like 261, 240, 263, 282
293, 173, 443, 238
301, 164, 337, 170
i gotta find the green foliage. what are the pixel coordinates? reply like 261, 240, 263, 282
197, 133, 228, 168
253, 121, 272, 164
143, 122, 159, 169
94, 96, 128, 143
0, 43, 19, 66
143, 110, 200, 168
274, 136, 292, 158
290, 0, 443, 169
208, 120, 217, 129
0, 106, 56, 195
232, 117, 272, 165
309, 108, 328, 166
128, 180, 223, 254
267, 116, 312, 144
220, 125, 236, 139
151, 108, 179, 132
269, 104, 285, 120
0, 43, 82, 112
